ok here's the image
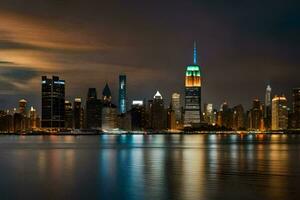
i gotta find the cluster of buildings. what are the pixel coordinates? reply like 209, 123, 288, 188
0, 99, 39, 133
0, 43, 299, 133
204, 87, 300, 131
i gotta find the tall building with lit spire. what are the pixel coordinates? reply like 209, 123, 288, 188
184, 41, 202, 128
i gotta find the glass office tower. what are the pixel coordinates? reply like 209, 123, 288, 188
41, 76, 65, 128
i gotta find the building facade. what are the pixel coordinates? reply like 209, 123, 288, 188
131, 100, 146, 131
291, 88, 300, 129
73, 98, 83, 129
264, 85, 272, 130
171, 93, 182, 126
272, 95, 288, 130
184, 42, 202, 128
85, 88, 102, 129
118, 75, 127, 114
0, 111, 13, 133
19, 99, 28, 116
13, 113, 25, 132
249, 99, 264, 131
29, 106, 37, 129
41, 76, 65, 128
102, 83, 117, 130
102, 106, 118, 130
203, 103, 213, 125
64, 100, 73, 129
149, 91, 166, 130
232, 104, 245, 130
167, 107, 176, 130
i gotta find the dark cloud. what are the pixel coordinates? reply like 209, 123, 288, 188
0, 66, 38, 82
0, 39, 94, 53
0, 61, 14, 64
0, 62, 41, 109
0, 0, 299, 111
0, 63, 40, 89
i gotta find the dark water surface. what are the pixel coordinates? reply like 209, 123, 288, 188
0, 134, 300, 200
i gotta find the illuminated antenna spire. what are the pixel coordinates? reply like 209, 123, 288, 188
193, 40, 197, 65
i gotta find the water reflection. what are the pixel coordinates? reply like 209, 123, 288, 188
0, 134, 299, 200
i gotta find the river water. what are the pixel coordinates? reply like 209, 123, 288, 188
0, 134, 299, 200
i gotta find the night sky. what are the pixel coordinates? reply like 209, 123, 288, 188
0, 0, 299, 112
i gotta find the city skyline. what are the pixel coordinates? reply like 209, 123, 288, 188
0, 61, 298, 116
2, 44, 298, 118
0, 46, 298, 112
1, 2, 300, 200
1, 53, 298, 132
0, 1, 299, 110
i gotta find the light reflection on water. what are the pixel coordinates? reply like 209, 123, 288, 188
0, 134, 299, 200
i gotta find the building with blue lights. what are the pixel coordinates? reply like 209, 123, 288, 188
118, 74, 127, 114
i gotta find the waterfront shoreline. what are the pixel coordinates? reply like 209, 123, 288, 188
1, 131, 300, 136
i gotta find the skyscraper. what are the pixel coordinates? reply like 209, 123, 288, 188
167, 105, 176, 130
102, 83, 112, 104
101, 83, 117, 130
41, 76, 65, 128
232, 104, 245, 130
131, 100, 146, 131
73, 98, 83, 129
118, 75, 127, 114
272, 95, 288, 130
291, 88, 300, 129
19, 99, 28, 116
184, 41, 202, 128
264, 85, 272, 129
171, 93, 181, 126
64, 100, 73, 129
87, 88, 97, 99
29, 106, 37, 129
149, 91, 166, 130
102, 106, 118, 130
249, 99, 263, 131
203, 103, 213, 125
13, 113, 24, 132
220, 101, 233, 129
85, 88, 102, 129
0, 111, 13, 133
